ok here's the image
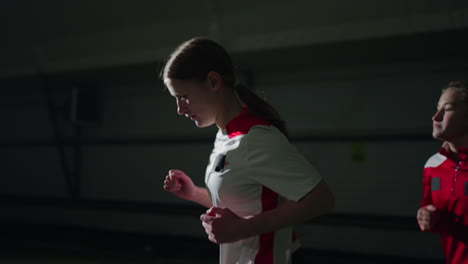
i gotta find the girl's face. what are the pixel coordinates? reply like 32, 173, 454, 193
165, 78, 219, 128
432, 88, 468, 141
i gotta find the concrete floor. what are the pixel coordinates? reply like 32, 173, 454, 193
0, 222, 444, 264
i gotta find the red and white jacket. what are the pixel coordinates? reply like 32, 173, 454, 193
205, 107, 322, 264
421, 144, 468, 264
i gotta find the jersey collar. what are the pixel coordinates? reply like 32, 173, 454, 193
224, 106, 270, 139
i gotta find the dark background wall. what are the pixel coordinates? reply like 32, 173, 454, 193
1, 0, 468, 262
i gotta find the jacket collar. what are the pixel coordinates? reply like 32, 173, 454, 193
439, 142, 468, 162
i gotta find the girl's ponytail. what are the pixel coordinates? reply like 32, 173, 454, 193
234, 83, 289, 140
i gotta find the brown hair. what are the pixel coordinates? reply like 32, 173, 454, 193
160, 37, 289, 139
443, 81, 468, 102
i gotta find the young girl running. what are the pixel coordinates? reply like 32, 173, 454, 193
162, 37, 335, 264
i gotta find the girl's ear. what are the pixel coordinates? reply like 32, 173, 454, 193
207, 71, 222, 91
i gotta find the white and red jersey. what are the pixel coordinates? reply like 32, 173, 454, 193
205, 107, 322, 264
421, 146, 468, 264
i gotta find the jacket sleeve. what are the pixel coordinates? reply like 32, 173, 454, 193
420, 168, 433, 208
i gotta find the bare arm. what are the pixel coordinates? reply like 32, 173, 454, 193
190, 186, 213, 208
245, 180, 334, 237
201, 179, 334, 244
164, 169, 213, 208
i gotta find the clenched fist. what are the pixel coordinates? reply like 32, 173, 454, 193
163, 169, 196, 201
417, 204, 439, 232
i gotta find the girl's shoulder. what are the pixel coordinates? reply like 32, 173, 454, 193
244, 125, 291, 154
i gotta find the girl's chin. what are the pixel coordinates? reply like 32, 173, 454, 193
194, 120, 205, 127
195, 120, 215, 128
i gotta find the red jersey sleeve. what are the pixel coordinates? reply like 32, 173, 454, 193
420, 168, 433, 208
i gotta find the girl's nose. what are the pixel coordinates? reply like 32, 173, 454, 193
432, 110, 443, 122
177, 99, 187, 115
177, 106, 185, 115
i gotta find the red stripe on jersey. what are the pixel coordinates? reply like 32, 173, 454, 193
255, 186, 278, 264
226, 107, 270, 139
